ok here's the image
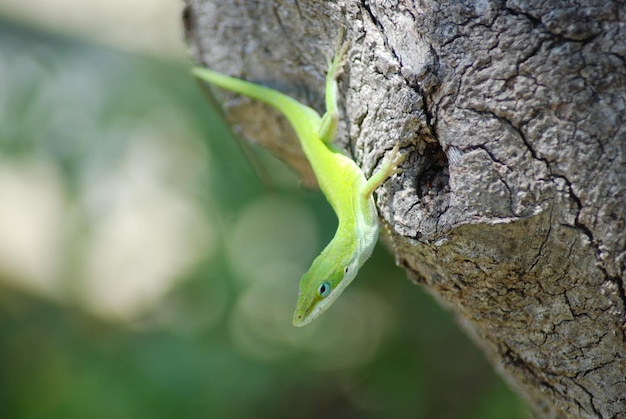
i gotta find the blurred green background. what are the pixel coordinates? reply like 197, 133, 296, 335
0, 2, 529, 418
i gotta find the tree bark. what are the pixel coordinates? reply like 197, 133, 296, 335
183, 1, 626, 417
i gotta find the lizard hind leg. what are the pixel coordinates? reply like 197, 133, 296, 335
319, 30, 350, 144
362, 145, 406, 199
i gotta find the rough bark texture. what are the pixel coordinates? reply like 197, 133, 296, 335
183, 1, 626, 418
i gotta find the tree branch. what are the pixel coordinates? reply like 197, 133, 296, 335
184, 1, 626, 417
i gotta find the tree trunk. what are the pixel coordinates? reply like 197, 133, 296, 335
183, 1, 626, 417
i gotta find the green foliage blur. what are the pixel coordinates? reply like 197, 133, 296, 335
0, 18, 529, 419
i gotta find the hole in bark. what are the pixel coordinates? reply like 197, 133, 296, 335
416, 142, 448, 198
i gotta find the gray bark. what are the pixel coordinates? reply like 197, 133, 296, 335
183, 1, 626, 417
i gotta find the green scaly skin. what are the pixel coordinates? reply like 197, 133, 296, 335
192, 39, 404, 327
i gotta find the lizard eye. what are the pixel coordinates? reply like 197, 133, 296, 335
318, 282, 331, 297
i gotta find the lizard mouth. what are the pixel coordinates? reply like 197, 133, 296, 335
292, 313, 308, 327
292, 301, 317, 327
292, 309, 312, 327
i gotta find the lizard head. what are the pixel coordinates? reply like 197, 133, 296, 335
292, 251, 359, 327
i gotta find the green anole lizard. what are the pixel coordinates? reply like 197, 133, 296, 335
192, 38, 404, 327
